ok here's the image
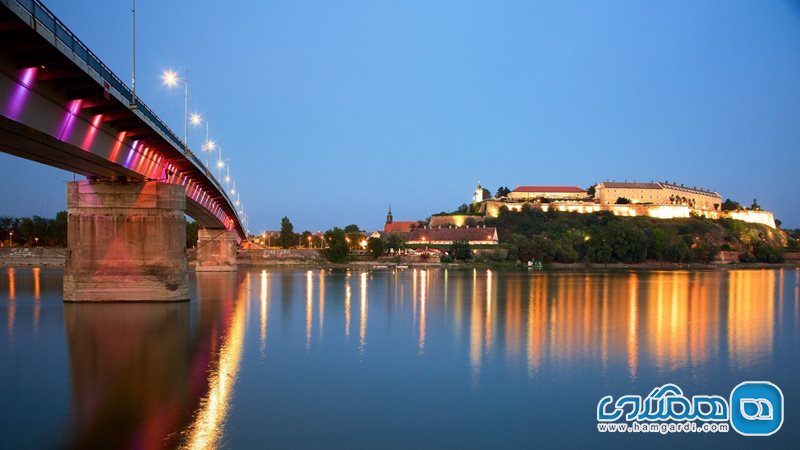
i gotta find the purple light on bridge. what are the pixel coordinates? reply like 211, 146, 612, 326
5, 67, 37, 120
124, 140, 139, 168
58, 99, 83, 142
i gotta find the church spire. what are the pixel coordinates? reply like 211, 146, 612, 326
386, 205, 393, 224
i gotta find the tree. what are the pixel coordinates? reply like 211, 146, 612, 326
367, 237, 385, 259
456, 204, 469, 214
495, 186, 512, 198
386, 233, 405, 251
481, 188, 491, 201
278, 216, 295, 248
586, 185, 596, 198
324, 227, 349, 263
450, 240, 472, 261
52, 211, 67, 246
721, 198, 741, 211
186, 220, 200, 248
615, 197, 631, 205
301, 230, 313, 248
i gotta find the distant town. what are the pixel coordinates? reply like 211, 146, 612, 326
2, 180, 797, 267
237, 180, 795, 267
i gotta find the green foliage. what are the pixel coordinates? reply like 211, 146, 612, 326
456, 204, 469, 214
367, 237, 385, 259
440, 254, 454, 263
324, 227, 349, 263
301, 230, 313, 247
1, 212, 69, 247
485, 208, 749, 264
751, 242, 784, 263
186, 220, 200, 248
615, 197, 632, 205
586, 185, 596, 198
278, 216, 295, 249
691, 238, 719, 263
386, 233, 406, 251
721, 198, 741, 211
450, 240, 473, 261
495, 186, 512, 198
647, 228, 690, 263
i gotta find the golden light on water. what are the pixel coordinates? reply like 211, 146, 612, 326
33, 267, 40, 334
345, 272, 351, 337
182, 283, 247, 450
7, 268, 15, 337
728, 270, 775, 369
306, 270, 313, 349
627, 273, 638, 380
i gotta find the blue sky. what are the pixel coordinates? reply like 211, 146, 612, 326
2, 0, 799, 230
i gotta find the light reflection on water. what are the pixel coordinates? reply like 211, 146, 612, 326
1, 267, 799, 448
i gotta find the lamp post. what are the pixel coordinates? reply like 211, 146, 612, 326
161, 69, 195, 153
8, 231, 13, 248
215, 148, 226, 181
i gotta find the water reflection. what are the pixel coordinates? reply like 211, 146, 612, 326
359, 271, 368, 353
60, 271, 247, 449
1, 267, 795, 448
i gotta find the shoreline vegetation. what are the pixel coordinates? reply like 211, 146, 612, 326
3, 209, 799, 270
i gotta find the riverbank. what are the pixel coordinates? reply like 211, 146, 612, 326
3, 246, 798, 271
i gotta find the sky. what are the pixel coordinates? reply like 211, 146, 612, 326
1, 0, 799, 231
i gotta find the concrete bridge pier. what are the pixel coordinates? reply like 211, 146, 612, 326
63, 180, 189, 302
195, 228, 238, 272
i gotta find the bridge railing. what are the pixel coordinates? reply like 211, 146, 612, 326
8, 0, 239, 224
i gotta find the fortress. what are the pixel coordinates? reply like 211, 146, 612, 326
473, 181, 776, 228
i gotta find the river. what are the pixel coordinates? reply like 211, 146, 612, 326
1, 267, 798, 448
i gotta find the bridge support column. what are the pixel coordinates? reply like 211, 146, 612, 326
195, 229, 238, 272
63, 180, 189, 302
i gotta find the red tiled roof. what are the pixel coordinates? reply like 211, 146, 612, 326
408, 227, 498, 243
512, 186, 585, 193
384, 221, 417, 233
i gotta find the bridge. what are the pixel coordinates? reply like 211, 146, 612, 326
0, 0, 245, 301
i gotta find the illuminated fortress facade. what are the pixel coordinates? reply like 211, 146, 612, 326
480, 181, 776, 228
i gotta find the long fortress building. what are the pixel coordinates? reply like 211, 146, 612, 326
595, 181, 722, 210
476, 180, 776, 228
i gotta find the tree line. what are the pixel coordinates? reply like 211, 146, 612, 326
1, 212, 68, 247
486, 206, 788, 264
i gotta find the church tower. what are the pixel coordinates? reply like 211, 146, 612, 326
386, 205, 393, 224
472, 182, 485, 203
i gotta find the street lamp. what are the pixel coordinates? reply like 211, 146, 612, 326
161, 68, 197, 153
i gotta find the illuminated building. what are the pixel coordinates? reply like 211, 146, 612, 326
507, 185, 587, 201
595, 181, 722, 210
407, 226, 499, 246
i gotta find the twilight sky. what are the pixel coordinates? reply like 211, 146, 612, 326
1, 0, 799, 230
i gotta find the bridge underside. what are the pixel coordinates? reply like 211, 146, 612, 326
1, 1, 246, 300
0, 114, 224, 227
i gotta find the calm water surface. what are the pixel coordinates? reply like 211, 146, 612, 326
1, 267, 798, 449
